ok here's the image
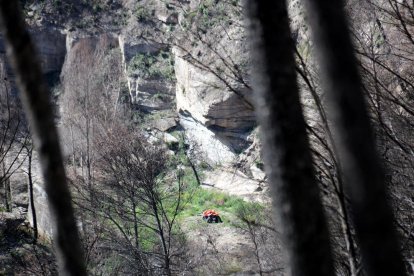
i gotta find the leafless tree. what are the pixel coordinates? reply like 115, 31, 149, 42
300, 0, 406, 275
295, 46, 360, 274
235, 203, 284, 275
60, 36, 122, 198
70, 121, 187, 275
349, 0, 414, 272
0, 74, 29, 212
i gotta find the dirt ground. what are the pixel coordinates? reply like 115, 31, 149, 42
0, 212, 56, 276
182, 215, 286, 275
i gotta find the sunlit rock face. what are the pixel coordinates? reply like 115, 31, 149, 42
28, 182, 54, 239
179, 111, 237, 165
2, 0, 265, 239
119, 29, 175, 111
202, 168, 268, 202
174, 47, 255, 165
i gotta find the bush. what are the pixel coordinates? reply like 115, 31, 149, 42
128, 51, 175, 81
180, 180, 265, 224
134, 6, 150, 22
234, 201, 265, 224
181, 0, 235, 33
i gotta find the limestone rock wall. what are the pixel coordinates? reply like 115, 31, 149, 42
1, 0, 263, 237
32, 27, 67, 77
174, 47, 255, 164
27, 167, 54, 239
174, 48, 254, 130
119, 16, 175, 111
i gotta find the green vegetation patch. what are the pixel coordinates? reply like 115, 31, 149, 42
178, 172, 265, 226
181, 0, 241, 33
128, 51, 175, 81
134, 5, 151, 22
165, 142, 266, 225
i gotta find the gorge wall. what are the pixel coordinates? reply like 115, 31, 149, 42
1, 0, 265, 237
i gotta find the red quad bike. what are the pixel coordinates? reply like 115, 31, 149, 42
202, 209, 223, 223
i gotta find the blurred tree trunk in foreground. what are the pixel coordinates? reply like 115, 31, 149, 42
245, 0, 406, 274
244, 1, 335, 275
0, 1, 86, 275
302, 0, 406, 274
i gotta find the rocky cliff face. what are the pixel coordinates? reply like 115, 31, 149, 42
28, 0, 257, 168
1, 0, 267, 238
119, 33, 175, 111
0, 26, 66, 93
174, 46, 255, 164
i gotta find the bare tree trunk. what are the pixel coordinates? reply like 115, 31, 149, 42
180, 133, 201, 186
132, 200, 140, 251
5, 176, 11, 212
2, 161, 11, 213
85, 115, 93, 202
0, 2, 86, 275
336, 191, 358, 275
70, 124, 76, 169
244, 1, 334, 275
27, 146, 38, 242
2, 160, 11, 212
296, 49, 359, 274
188, 158, 201, 186
152, 196, 171, 276
301, 0, 407, 275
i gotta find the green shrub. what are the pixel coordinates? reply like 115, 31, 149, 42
234, 201, 265, 224
139, 225, 158, 251
134, 6, 150, 22
180, 0, 233, 32
179, 181, 264, 223
128, 51, 175, 81
93, 3, 103, 13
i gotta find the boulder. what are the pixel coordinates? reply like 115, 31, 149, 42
202, 168, 268, 202
163, 132, 179, 150
250, 165, 266, 181
152, 0, 179, 25
152, 116, 178, 132
180, 112, 236, 165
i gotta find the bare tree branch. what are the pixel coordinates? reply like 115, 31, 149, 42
244, 1, 335, 275
302, 0, 407, 274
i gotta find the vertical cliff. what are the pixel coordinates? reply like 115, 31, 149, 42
2, 0, 266, 239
